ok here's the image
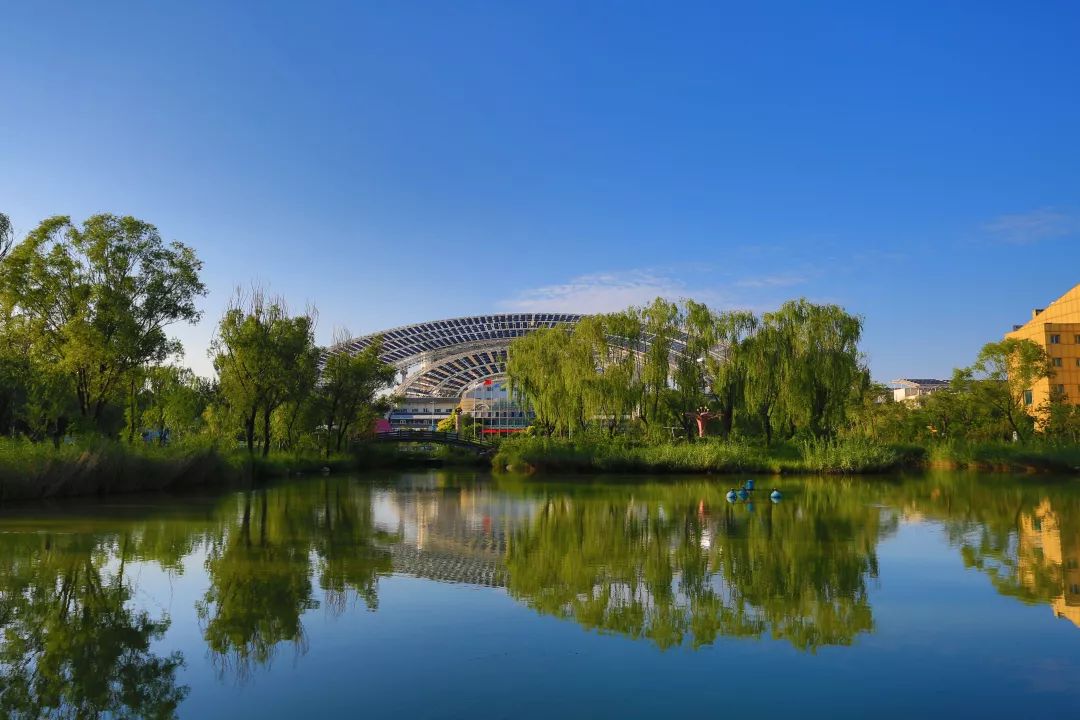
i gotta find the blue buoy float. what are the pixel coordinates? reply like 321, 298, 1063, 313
745, 479, 755, 491
726, 489, 738, 503
737, 488, 749, 500
769, 488, 782, 501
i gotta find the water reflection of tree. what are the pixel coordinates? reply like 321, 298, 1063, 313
890, 474, 1080, 626
312, 481, 395, 614
0, 532, 188, 719
196, 481, 394, 680
505, 482, 891, 651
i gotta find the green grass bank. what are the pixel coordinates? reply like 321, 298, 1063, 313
3, 435, 1077, 503
490, 436, 1080, 476
0, 438, 484, 502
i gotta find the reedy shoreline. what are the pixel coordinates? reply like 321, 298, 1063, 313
1, 436, 1077, 504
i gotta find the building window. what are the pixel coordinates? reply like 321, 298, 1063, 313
1023, 389, 1033, 406
1055, 384, 1065, 395
1053, 357, 1063, 367
1050, 334, 1061, 344
1075, 334, 1080, 343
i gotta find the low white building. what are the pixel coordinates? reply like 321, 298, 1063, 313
890, 378, 949, 403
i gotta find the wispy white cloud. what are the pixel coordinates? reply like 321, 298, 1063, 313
497, 266, 814, 314
734, 272, 808, 289
497, 270, 726, 313
983, 207, 1078, 244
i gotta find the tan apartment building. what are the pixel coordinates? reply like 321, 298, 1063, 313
1005, 283, 1080, 411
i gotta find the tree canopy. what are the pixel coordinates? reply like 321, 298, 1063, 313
0, 214, 205, 430
505, 296, 867, 443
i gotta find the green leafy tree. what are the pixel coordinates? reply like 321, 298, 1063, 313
743, 319, 786, 445
0, 211, 12, 261
212, 290, 317, 456
766, 299, 864, 438
316, 335, 396, 457
1040, 388, 1080, 444
952, 338, 1051, 444
140, 365, 214, 445
0, 214, 205, 432
640, 298, 679, 428
691, 304, 756, 439
506, 327, 575, 435
437, 408, 477, 435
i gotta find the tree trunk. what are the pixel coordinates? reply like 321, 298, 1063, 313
261, 407, 272, 457
127, 376, 138, 444
720, 406, 734, 439
335, 420, 350, 452
244, 409, 256, 454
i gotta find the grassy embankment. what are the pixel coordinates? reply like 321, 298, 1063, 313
0, 437, 475, 502
491, 436, 1080, 476
4, 434, 1077, 502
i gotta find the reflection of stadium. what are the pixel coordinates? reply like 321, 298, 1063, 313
372, 477, 541, 586
1018, 499, 1080, 628
329, 313, 583, 433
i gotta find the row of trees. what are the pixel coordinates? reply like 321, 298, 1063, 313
0, 212, 395, 455
851, 338, 1080, 446
2, 210, 1072, 453
507, 296, 1080, 447
506, 297, 868, 443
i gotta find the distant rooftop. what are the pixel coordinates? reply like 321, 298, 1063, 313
891, 378, 950, 387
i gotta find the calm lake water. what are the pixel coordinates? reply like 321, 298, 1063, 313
2, 470, 1080, 718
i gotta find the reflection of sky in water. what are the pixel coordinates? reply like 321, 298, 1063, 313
3, 473, 1080, 718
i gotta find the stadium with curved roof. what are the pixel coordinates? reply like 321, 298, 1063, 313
328, 313, 585, 398
328, 311, 702, 433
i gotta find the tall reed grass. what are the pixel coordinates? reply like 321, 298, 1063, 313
491, 436, 928, 475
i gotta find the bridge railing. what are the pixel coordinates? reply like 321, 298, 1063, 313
373, 430, 494, 450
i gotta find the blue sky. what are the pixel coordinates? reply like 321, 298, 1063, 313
2, 1, 1078, 380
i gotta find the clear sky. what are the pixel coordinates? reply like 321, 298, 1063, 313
2, 1, 1078, 380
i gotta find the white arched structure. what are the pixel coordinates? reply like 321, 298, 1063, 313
326, 313, 584, 398
326, 312, 706, 400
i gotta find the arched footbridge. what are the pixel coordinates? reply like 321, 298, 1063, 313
373, 430, 495, 454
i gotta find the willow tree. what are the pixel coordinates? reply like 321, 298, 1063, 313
743, 318, 785, 446
690, 304, 756, 439
0, 214, 205, 431
575, 313, 642, 435
766, 299, 863, 437
640, 298, 679, 427
558, 321, 598, 434
669, 302, 710, 439
506, 327, 574, 435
